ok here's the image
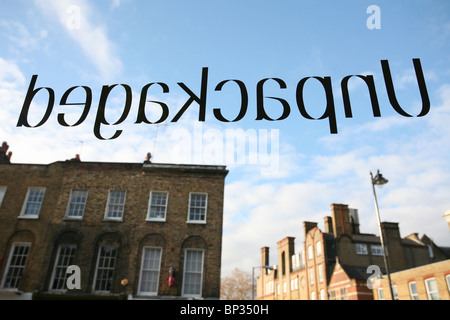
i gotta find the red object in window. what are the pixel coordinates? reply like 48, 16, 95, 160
168, 267, 176, 287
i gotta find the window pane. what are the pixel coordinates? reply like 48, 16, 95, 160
67, 190, 88, 218
2, 243, 31, 289
94, 247, 117, 292
371, 245, 383, 256
0, 186, 6, 207
148, 192, 168, 220
340, 288, 348, 300
188, 194, 207, 222
409, 282, 419, 300
356, 244, 368, 255
23, 188, 45, 216
316, 241, 322, 256
106, 191, 126, 219
392, 285, 398, 300
309, 268, 315, 285
51, 245, 77, 290
183, 250, 204, 296
378, 288, 385, 300
139, 247, 162, 295
425, 278, 440, 300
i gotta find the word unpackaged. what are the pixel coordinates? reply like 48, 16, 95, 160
16, 59, 430, 140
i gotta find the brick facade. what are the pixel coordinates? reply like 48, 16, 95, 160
257, 203, 449, 300
0, 147, 228, 299
372, 259, 450, 300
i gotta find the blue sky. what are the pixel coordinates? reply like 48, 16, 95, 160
1, 0, 450, 278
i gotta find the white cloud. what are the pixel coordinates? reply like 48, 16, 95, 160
0, 57, 26, 88
0, 19, 47, 52
34, 0, 123, 81
111, 0, 124, 9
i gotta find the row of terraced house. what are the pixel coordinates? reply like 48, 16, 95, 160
0, 142, 228, 299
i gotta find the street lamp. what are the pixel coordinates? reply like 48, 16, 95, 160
370, 170, 394, 300
252, 265, 274, 300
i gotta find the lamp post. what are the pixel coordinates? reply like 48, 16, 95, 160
252, 265, 274, 300
370, 170, 394, 300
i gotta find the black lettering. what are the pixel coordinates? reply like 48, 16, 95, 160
341, 75, 381, 118
213, 79, 248, 122
136, 82, 170, 124
381, 58, 430, 117
94, 84, 132, 140
296, 76, 337, 134
171, 67, 208, 122
57, 86, 92, 126
256, 78, 290, 121
17, 75, 55, 127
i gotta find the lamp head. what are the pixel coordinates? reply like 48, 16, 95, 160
372, 170, 388, 185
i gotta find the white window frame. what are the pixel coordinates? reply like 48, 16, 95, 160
290, 277, 298, 291
328, 290, 336, 300
318, 264, 324, 283
138, 247, 163, 296
356, 243, 368, 255
446, 274, 450, 293
309, 267, 315, 285
49, 244, 77, 291
320, 289, 326, 300
104, 190, 126, 221
425, 277, 440, 300
307, 245, 313, 260
146, 191, 168, 222
408, 281, 419, 300
65, 189, 88, 219
392, 285, 399, 300
266, 280, 273, 294
371, 245, 384, 256
0, 186, 6, 207
182, 249, 205, 298
316, 241, 322, 256
340, 287, 348, 300
378, 287, 385, 300
1, 242, 31, 289
427, 245, 434, 258
187, 192, 208, 224
19, 187, 46, 219
93, 246, 118, 292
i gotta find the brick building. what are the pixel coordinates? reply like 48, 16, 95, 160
371, 259, 450, 300
0, 142, 228, 299
256, 203, 450, 300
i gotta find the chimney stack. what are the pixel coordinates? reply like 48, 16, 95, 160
331, 203, 352, 238
261, 247, 270, 274
0, 141, 12, 164
324, 216, 333, 234
303, 221, 318, 237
